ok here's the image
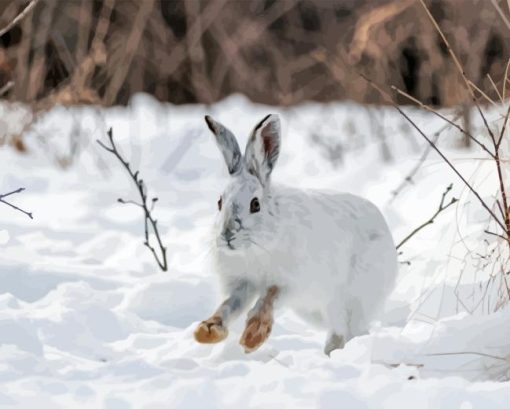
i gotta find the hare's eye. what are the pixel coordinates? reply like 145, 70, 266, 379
250, 197, 260, 213
218, 197, 222, 211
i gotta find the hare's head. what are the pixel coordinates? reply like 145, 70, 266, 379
205, 114, 281, 252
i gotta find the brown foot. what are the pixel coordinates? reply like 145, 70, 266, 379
239, 314, 273, 353
194, 316, 228, 344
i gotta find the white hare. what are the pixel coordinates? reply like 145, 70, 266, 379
194, 114, 398, 355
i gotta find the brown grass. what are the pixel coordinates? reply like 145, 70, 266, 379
0, 0, 509, 109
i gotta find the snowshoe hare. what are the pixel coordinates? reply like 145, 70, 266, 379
194, 114, 398, 355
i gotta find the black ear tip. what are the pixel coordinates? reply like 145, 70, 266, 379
254, 114, 272, 132
204, 115, 216, 132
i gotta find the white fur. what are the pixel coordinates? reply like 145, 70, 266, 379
207, 114, 398, 346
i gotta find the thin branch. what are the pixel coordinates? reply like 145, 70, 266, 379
390, 114, 460, 201
487, 73, 503, 103
390, 85, 494, 158
468, 79, 497, 106
504, 58, 510, 100
360, 73, 507, 233
497, 200, 506, 222
425, 351, 508, 362
497, 104, 510, 149
0, 0, 40, 37
118, 198, 143, 208
97, 128, 168, 272
0, 188, 33, 219
0, 81, 14, 97
494, 147, 510, 236
485, 230, 509, 242
418, 0, 498, 145
492, 0, 510, 32
493, 105, 510, 239
397, 184, 458, 250
103, 0, 155, 105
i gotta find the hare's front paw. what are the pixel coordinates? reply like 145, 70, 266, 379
194, 316, 228, 343
240, 315, 273, 353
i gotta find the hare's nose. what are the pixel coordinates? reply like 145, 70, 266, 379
222, 217, 241, 242
223, 228, 235, 242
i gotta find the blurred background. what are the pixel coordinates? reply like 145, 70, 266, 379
1, 0, 509, 110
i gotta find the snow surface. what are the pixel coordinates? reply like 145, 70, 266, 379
0, 94, 509, 408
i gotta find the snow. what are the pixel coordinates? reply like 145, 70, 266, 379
1, 94, 509, 407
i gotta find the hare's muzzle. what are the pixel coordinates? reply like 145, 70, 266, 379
220, 217, 242, 250
222, 230, 238, 250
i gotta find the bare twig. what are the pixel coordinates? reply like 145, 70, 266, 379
13, 0, 33, 100
90, 0, 115, 51
97, 128, 168, 272
75, 0, 94, 65
0, 188, 33, 219
497, 200, 507, 223
485, 230, 509, 242
487, 73, 504, 103
425, 351, 508, 362
418, 0, 498, 145
0, 81, 14, 97
390, 85, 494, 158
392, 12, 510, 247
26, 0, 57, 101
161, 0, 234, 82
493, 105, 510, 239
497, 104, 510, 149
468, 80, 497, 106
503, 59, 510, 100
0, 0, 40, 37
390, 113, 461, 201
492, 0, 510, 32
397, 184, 458, 250
361, 73, 508, 233
104, 0, 156, 105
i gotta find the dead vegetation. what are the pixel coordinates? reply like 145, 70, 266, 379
0, 187, 32, 219
396, 183, 458, 250
0, 0, 509, 110
362, 0, 510, 312
97, 128, 168, 272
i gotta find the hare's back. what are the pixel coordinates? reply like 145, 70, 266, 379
280, 187, 397, 271
275, 187, 397, 320
278, 187, 392, 239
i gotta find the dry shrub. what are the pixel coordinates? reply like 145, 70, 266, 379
0, 0, 509, 109
362, 0, 510, 313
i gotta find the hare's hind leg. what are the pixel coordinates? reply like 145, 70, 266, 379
324, 331, 345, 356
194, 280, 255, 344
240, 286, 279, 353
323, 301, 350, 356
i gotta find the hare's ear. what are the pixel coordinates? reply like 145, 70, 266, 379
244, 114, 281, 184
205, 115, 242, 175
